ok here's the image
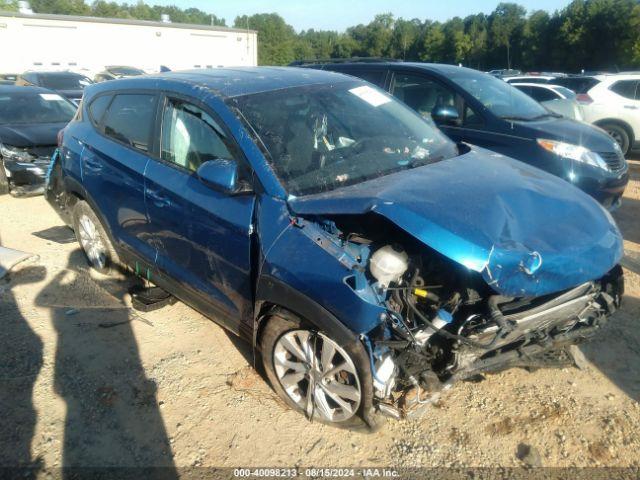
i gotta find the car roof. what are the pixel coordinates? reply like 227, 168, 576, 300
23, 71, 86, 77
88, 67, 355, 98
0, 85, 52, 94
511, 82, 556, 89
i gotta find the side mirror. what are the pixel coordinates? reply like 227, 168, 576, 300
196, 159, 240, 194
431, 105, 461, 126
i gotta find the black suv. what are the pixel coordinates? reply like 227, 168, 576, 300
296, 61, 628, 209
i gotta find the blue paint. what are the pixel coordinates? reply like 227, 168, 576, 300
49, 67, 624, 341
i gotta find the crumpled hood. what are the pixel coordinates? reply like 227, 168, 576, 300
288, 147, 623, 297
0, 123, 64, 148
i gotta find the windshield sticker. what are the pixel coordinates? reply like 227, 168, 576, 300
348, 86, 391, 107
39, 93, 64, 101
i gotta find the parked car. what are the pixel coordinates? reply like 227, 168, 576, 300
299, 61, 628, 209
512, 82, 583, 120
0, 85, 76, 196
0, 73, 18, 85
504, 75, 557, 84
15, 71, 93, 105
487, 68, 521, 77
558, 73, 640, 155
94, 66, 145, 83
46, 67, 624, 427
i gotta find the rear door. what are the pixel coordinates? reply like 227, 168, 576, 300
81, 92, 158, 263
143, 94, 256, 331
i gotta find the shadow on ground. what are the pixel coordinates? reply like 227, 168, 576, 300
580, 295, 640, 402
0, 264, 46, 468
33, 248, 178, 477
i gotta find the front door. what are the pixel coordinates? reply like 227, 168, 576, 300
144, 95, 255, 332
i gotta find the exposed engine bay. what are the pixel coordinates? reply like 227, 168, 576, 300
292, 213, 625, 419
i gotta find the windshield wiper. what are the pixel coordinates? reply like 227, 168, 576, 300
500, 112, 558, 122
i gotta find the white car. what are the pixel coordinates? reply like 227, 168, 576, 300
505, 75, 557, 84
512, 82, 584, 120
562, 73, 640, 154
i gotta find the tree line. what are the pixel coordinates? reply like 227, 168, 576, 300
1, 0, 639, 72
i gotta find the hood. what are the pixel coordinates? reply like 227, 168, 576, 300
288, 148, 623, 297
0, 122, 65, 148
518, 116, 615, 153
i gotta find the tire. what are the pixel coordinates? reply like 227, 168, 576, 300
260, 308, 381, 430
0, 160, 10, 195
72, 201, 121, 275
601, 123, 630, 155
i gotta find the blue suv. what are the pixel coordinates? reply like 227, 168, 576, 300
47, 67, 624, 428
298, 61, 629, 210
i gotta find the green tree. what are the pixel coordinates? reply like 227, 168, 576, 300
234, 13, 297, 65
490, 2, 526, 68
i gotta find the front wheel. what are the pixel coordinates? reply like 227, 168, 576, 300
601, 123, 630, 155
260, 310, 379, 429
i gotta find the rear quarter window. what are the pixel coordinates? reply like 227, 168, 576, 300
609, 80, 638, 100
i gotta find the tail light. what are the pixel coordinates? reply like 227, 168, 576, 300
576, 93, 593, 105
57, 128, 65, 148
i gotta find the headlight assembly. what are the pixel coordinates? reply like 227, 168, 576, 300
0, 143, 33, 162
537, 138, 609, 170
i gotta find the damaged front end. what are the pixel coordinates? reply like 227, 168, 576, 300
285, 212, 624, 420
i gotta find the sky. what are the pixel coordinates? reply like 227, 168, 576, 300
146, 0, 575, 32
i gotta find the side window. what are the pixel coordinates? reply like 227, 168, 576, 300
88, 94, 112, 126
351, 70, 386, 88
392, 73, 459, 118
610, 80, 638, 100
528, 87, 558, 102
464, 105, 483, 127
161, 98, 233, 172
102, 94, 157, 153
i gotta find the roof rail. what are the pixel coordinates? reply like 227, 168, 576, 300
289, 57, 402, 66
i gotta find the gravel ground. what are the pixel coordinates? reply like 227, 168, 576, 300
1, 161, 639, 472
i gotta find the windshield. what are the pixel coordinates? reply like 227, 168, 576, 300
0, 92, 76, 124
451, 72, 549, 120
230, 81, 458, 196
109, 67, 144, 76
39, 74, 92, 90
551, 86, 577, 99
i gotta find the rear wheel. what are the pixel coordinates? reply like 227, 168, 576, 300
0, 160, 9, 195
601, 123, 630, 155
260, 309, 379, 429
72, 201, 120, 275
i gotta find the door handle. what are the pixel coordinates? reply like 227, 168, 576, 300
84, 159, 102, 172
147, 189, 171, 208
624, 105, 638, 110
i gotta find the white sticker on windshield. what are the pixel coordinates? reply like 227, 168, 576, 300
39, 93, 64, 101
348, 85, 391, 107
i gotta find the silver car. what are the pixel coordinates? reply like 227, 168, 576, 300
512, 82, 584, 120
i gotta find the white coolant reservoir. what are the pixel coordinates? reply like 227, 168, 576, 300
369, 245, 409, 287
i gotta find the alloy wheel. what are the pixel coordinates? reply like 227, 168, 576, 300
77, 214, 107, 270
607, 129, 624, 148
273, 330, 362, 423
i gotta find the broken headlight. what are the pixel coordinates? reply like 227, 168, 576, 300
0, 143, 33, 163
537, 138, 608, 171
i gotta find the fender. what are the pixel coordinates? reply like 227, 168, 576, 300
254, 275, 357, 349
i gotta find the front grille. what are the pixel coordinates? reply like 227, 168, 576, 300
598, 151, 626, 172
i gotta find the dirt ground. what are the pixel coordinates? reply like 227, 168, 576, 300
1, 161, 640, 472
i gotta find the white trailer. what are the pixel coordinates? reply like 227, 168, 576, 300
0, 11, 257, 76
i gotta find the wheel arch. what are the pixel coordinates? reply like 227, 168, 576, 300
253, 276, 358, 353
593, 118, 635, 145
